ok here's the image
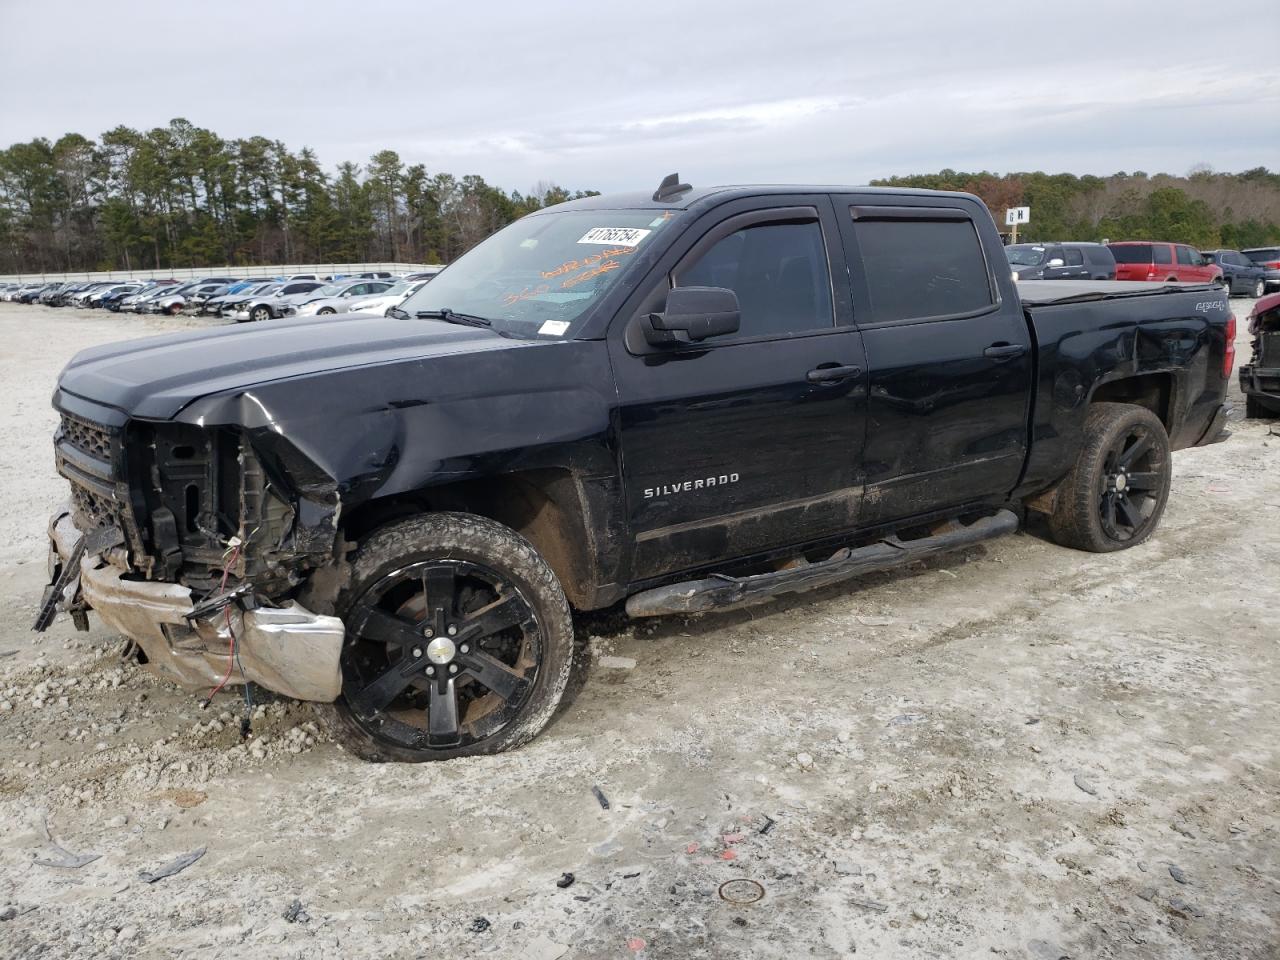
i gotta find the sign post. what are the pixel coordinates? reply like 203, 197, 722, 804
1005, 206, 1030, 243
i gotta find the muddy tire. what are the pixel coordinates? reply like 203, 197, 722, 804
1047, 402, 1172, 553
327, 512, 573, 762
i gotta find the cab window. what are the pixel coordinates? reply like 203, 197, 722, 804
675, 220, 834, 339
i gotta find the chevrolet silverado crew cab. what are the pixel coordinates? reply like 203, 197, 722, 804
36, 176, 1233, 761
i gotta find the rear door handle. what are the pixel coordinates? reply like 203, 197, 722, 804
806, 364, 863, 383
983, 343, 1026, 360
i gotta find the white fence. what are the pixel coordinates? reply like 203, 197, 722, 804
0, 263, 443, 284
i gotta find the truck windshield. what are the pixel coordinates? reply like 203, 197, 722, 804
1005, 245, 1046, 266
399, 209, 680, 338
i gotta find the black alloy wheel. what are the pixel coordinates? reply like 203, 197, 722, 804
341, 559, 543, 752
1097, 424, 1165, 543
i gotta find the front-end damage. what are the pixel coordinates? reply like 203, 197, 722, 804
1241, 293, 1280, 414
34, 405, 350, 703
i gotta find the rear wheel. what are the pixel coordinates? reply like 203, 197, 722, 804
329, 513, 573, 762
1220, 276, 1233, 295
1047, 403, 1172, 553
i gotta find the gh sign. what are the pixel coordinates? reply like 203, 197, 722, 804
1005, 206, 1030, 226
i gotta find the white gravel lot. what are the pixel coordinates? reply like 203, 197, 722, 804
0, 299, 1276, 960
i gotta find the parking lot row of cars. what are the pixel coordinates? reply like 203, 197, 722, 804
1004, 240, 1280, 297
0, 269, 441, 321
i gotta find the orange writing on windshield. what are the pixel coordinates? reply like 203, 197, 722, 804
541, 246, 636, 280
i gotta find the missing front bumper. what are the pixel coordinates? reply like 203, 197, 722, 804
44, 512, 344, 702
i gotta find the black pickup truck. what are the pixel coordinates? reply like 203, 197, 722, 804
36, 176, 1233, 761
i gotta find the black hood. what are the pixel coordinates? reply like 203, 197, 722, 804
55, 313, 522, 421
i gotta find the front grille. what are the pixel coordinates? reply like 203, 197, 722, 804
1261, 331, 1280, 366
69, 482, 118, 528
61, 414, 113, 462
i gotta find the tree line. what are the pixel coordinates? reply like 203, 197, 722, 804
4, 117, 1279, 275
871, 167, 1280, 249
0, 118, 599, 274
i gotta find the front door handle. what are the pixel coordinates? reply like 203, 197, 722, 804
806, 364, 863, 383
983, 343, 1026, 360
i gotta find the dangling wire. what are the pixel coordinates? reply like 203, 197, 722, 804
201, 539, 242, 707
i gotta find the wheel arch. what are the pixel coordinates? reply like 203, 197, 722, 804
1088, 372, 1174, 432
339, 468, 603, 610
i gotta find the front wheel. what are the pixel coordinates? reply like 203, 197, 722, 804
1254, 279, 1266, 299
317, 307, 335, 315
1047, 403, 1172, 553
250, 305, 271, 322
1220, 277, 1233, 295
329, 513, 574, 762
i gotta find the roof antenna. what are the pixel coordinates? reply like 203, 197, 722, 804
653, 172, 692, 202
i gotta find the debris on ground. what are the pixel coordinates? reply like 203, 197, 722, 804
849, 896, 888, 913
1073, 773, 1098, 796
469, 916, 491, 933
32, 816, 100, 869
282, 899, 310, 923
556, 872, 576, 889
138, 847, 206, 883
591, 784, 610, 810
597, 656, 636, 670
1169, 864, 1190, 885
759, 815, 776, 835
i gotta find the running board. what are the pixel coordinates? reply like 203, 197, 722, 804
624, 509, 1019, 617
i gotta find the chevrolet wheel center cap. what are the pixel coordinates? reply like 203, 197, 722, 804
426, 636, 457, 664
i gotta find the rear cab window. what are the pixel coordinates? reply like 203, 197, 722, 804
848, 209, 994, 323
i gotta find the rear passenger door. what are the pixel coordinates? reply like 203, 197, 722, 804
834, 198, 1033, 525
1061, 247, 1090, 279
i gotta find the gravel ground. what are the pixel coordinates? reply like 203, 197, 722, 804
0, 300, 1277, 960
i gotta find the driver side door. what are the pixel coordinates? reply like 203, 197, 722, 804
607, 198, 869, 582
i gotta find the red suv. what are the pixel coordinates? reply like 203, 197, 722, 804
1107, 241, 1223, 284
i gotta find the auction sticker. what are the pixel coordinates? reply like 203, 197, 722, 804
578, 227, 650, 246
538, 320, 571, 336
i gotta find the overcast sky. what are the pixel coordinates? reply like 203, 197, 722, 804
2, 0, 1277, 194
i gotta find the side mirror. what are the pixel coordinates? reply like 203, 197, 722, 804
642, 286, 741, 347
1047, 258, 1065, 267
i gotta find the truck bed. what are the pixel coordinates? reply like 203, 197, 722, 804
1015, 279, 1222, 306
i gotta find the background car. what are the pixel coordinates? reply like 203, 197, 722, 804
226, 280, 325, 322
1107, 241, 1223, 284
1201, 249, 1267, 298
1006, 242, 1116, 281
1243, 247, 1280, 290
347, 278, 431, 316
284, 279, 396, 317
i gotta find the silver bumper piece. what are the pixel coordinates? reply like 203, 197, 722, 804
49, 512, 344, 702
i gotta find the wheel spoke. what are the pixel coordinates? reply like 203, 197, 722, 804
427, 677, 461, 745
1118, 432, 1152, 468
1101, 492, 1119, 536
1125, 471, 1160, 491
458, 594, 523, 641
354, 606, 423, 648
423, 566, 456, 618
350, 656, 421, 716
1115, 496, 1142, 530
460, 649, 529, 703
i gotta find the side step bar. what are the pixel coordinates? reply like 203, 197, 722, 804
625, 509, 1019, 617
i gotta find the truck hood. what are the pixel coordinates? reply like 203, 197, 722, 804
55, 313, 524, 421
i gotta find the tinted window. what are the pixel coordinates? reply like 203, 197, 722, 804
1064, 248, 1084, 266
1109, 244, 1152, 264
1084, 246, 1115, 265
853, 217, 993, 322
1245, 249, 1279, 263
1153, 245, 1172, 265
677, 220, 833, 338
